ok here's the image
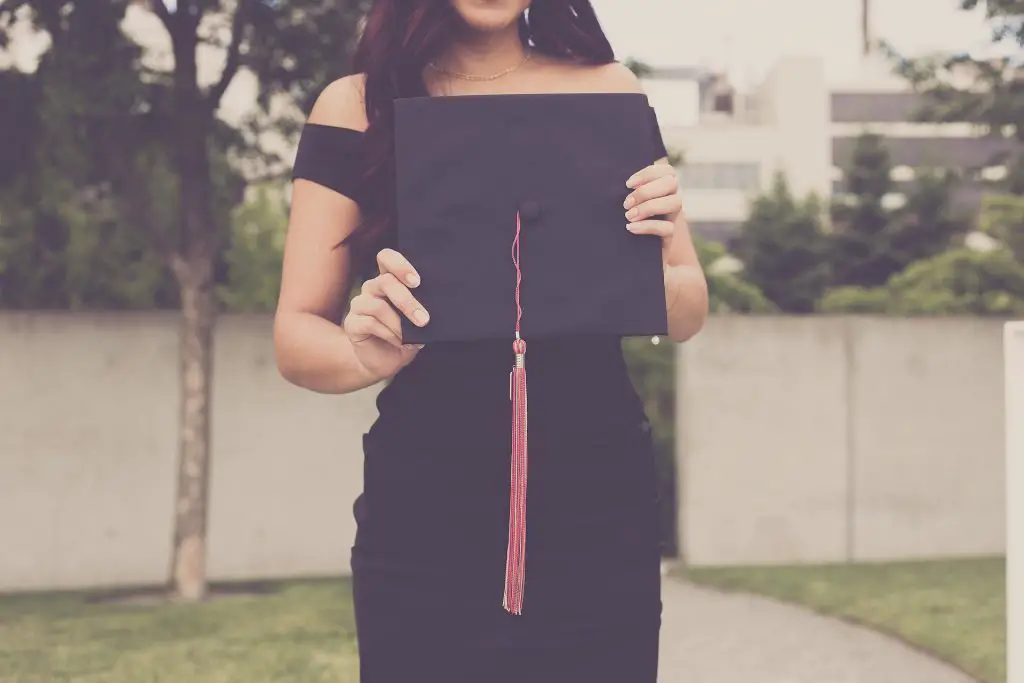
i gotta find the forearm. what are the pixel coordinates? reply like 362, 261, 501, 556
273, 310, 381, 395
664, 264, 708, 343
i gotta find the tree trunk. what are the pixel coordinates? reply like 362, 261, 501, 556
167, 15, 218, 602
170, 262, 216, 601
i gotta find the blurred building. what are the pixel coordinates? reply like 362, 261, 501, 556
643, 57, 832, 244
643, 54, 1022, 244
830, 53, 1020, 216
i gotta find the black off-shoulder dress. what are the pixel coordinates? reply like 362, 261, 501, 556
293, 117, 667, 683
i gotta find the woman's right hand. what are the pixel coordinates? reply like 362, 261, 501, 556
344, 248, 430, 383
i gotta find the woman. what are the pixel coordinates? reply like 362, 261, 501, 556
275, 0, 708, 680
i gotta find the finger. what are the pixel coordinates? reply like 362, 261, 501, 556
623, 174, 678, 210
627, 194, 683, 222
626, 163, 674, 189
376, 248, 421, 288
365, 272, 430, 327
626, 219, 675, 237
346, 313, 403, 348
398, 343, 423, 367
349, 294, 403, 339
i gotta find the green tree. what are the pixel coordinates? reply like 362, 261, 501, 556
828, 134, 967, 291
732, 172, 831, 313
890, 1, 1023, 146
219, 185, 289, 314
829, 132, 899, 287
693, 237, 776, 313
888, 1, 1024, 220
979, 192, 1024, 262
890, 169, 970, 266
822, 247, 1024, 315
0, 3, 180, 309
1, 0, 366, 601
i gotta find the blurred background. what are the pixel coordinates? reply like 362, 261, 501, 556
0, 0, 1020, 682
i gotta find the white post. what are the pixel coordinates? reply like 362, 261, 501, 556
1008, 321, 1024, 683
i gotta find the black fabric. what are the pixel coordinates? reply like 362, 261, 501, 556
649, 105, 668, 159
290, 94, 668, 683
291, 122, 367, 204
394, 93, 669, 345
355, 338, 662, 683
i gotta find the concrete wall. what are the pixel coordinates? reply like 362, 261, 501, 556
678, 316, 1008, 567
0, 313, 378, 592
0, 313, 1010, 591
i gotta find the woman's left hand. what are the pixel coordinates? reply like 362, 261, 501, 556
623, 163, 683, 252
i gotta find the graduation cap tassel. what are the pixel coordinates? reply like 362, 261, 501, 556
504, 211, 528, 616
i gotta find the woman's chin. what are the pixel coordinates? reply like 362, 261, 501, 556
451, 0, 529, 34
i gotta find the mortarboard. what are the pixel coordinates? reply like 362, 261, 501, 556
393, 92, 668, 616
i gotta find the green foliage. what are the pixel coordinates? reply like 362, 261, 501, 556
732, 173, 831, 313
219, 186, 289, 313
963, 0, 1024, 45
889, 248, 1024, 315
829, 134, 968, 291
829, 133, 900, 287
0, 0, 364, 311
0, 4, 179, 309
887, 1, 1023, 180
693, 238, 777, 313
0, 579, 362, 683
980, 192, 1024, 261
818, 286, 890, 314
821, 247, 1024, 316
890, 169, 970, 263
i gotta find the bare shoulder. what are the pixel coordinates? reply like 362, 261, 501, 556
307, 73, 369, 131
558, 61, 645, 94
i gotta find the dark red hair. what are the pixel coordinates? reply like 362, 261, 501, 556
343, 0, 616, 264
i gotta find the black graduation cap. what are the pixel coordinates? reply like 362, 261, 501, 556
393, 92, 670, 616
394, 92, 669, 346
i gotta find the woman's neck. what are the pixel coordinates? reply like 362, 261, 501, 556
437, 25, 527, 79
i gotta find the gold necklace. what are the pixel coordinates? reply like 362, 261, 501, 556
428, 51, 532, 82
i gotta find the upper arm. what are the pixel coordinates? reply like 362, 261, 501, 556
278, 75, 368, 322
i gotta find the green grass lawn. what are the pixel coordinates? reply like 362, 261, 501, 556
0, 580, 359, 683
678, 556, 1006, 683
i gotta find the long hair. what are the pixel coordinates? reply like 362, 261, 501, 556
344, 0, 616, 262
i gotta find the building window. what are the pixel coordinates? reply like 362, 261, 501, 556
678, 163, 761, 191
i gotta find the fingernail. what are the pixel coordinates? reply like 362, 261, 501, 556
626, 175, 639, 188
413, 309, 429, 326
416, 344, 425, 350
623, 195, 635, 210
626, 208, 638, 220
406, 272, 420, 287
626, 223, 637, 232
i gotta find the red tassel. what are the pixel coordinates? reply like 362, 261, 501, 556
504, 212, 528, 616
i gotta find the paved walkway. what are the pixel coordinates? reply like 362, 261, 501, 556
659, 579, 977, 683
